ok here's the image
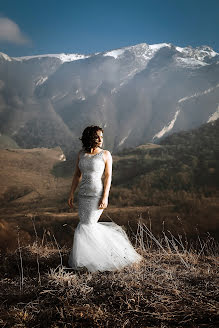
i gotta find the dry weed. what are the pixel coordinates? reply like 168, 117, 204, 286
0, 219, 218, 327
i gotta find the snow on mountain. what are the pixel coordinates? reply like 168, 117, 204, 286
0, 52, 12, 61
7, 43, 218, 68
153, 109, 181, 140
103, 49, 125, 59
51, 92, 69, 101
104, 43, 173, 94
175, 57, 209, 67
178, 84, 219, 103
207, 104, 219, 123
149, 43, 172, 51
13, 53, 91, 63
103, 43, 171, 62
118, 129, 132, 147
130, 43, 171, 62
35, 76, 48, 86
176, 45, 217, 61
103, 43, 218, 72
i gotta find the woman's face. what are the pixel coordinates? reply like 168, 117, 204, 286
95, 130, 103, 148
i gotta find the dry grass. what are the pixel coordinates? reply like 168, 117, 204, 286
0, 147, 69, 206
0, 219, 218, 328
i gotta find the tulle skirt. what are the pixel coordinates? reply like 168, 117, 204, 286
68, 196, 143, 272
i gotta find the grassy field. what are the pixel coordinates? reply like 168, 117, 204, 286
0, 219, 218, 327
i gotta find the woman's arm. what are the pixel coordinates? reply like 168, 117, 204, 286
99, 150, 112, 209
68, 151, 82, 208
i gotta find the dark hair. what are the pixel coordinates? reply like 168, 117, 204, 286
79, 125, 103, 152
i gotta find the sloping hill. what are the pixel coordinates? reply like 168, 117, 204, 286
0, 119, 218, 209
110, 119, 219, 206
0, 147, 68, 206
0, 134, 20, 149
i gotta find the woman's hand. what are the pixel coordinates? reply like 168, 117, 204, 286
99, 197, 108, 210
68, 194, 74, 208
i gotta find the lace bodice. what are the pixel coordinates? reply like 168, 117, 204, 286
78, 149, 105, 197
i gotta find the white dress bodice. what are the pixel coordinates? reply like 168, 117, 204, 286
78, 149, 105, 197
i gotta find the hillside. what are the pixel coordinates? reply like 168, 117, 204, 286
0, 134, 20, 149
109, 119, 219, 206
1, 119, 218, 209
0, 147, 68, 206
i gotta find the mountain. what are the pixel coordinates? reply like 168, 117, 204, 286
0, 43, 218, 157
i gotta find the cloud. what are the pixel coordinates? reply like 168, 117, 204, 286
0, 16, 31, 44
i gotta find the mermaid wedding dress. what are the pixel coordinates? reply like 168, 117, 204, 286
68, 149, 143, 272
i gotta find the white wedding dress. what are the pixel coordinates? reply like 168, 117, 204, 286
68, 149, 143, 272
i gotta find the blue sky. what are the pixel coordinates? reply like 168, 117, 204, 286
0, 0, 218, 57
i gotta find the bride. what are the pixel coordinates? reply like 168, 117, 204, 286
68, 125, 143, 272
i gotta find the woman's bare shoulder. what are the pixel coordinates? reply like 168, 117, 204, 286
103, 149, 111, 155
103, 149, 112, 160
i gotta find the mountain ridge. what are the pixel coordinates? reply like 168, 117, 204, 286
0, 42, 218, 157
1, 42, 217, 62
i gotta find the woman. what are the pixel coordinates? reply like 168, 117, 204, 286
68, 125, 142, 272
